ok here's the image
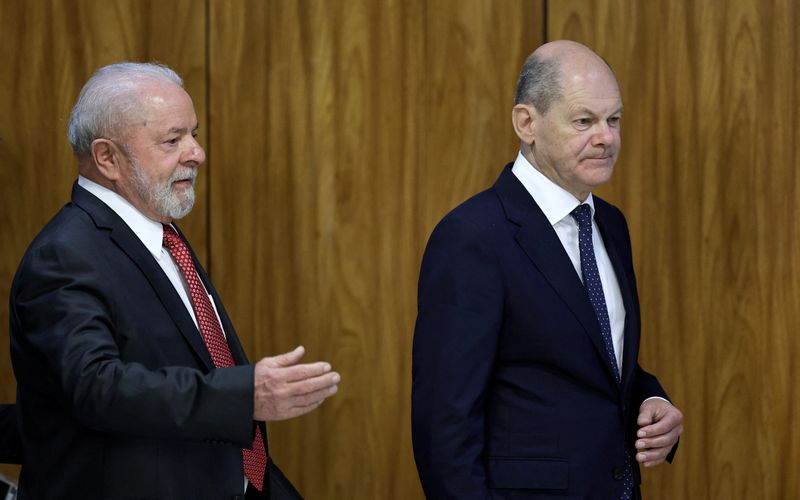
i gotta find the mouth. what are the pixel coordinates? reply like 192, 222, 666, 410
171, 178, 195, 193
584, 155, 614, 163
170, 169, 197, 188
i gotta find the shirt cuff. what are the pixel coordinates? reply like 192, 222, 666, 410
641, 396, 670, 407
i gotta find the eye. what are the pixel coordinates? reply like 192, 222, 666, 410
574, 118, 592, 129
608, 116, 621, 127
166, 137, 180, 145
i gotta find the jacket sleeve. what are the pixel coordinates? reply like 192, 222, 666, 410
612, 204, 679, 463
411, 214, 503, 499
630, 364, 680, 462
10, 239, 255, 447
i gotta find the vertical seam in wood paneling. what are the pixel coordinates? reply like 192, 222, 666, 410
421, 0, 428, 237
543, 0, 549, 42
204, 0, 213, 276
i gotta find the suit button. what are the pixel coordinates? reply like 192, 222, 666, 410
613, 467, 625, 481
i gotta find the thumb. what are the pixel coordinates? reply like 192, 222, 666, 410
637, 405, 655, 428
267, 345, 305, 368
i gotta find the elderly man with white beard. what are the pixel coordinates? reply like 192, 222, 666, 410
9, 62, 340, 500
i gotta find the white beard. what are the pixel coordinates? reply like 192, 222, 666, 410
129, 156, 197, 220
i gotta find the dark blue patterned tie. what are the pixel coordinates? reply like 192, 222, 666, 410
570, 203, 633, 500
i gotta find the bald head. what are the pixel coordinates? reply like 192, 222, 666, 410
515, 40, 617, 115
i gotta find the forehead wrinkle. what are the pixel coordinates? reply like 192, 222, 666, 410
563, 95, 623, 116
142, 108, 198, 137
126, 82, 198, 139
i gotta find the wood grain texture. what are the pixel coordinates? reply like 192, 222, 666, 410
549, 1, 800, 498
419, 0, 543, 234
0, 0, 207, 481
6, 0, 798, 497
209, 1, 541, 497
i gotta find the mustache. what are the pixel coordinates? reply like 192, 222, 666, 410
169, 168, 197, 185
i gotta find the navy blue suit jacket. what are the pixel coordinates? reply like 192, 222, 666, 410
0, 404, 21, 464
9, 183, 299, 500
412, 165, 671, 499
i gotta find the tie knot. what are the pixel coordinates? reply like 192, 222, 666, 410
570, 203, 593, 229
162, 224, 181, 250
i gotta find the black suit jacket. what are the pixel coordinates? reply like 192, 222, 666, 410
10, 183, 300, 499
412, 165, 672, 499
0, 404, 21, 464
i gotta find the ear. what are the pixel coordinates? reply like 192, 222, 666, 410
90, 138, 124, 182
512, 103, 537, 145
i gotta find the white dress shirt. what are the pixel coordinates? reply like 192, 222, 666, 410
77, 176, 226, 337
510, 152, 626, 370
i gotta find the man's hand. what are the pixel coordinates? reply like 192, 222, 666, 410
253, 346, 340, 421
635, 398, 683, 467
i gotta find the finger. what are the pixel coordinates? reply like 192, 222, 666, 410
288, 371, 340, 396
265, 346, 305, 368
635, 446, 670, 466
637, 406, 656, 427
264, 370, 338, 399
290, 382, 339, 408
277, 388, 338, 421
638, 405, 682, 435
638, 413, 682, 438
636, 447, 669, 463
279, 362, 333, 383
635, 429, 680, 451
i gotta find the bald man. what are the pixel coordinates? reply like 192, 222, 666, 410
412, 41, 683, 499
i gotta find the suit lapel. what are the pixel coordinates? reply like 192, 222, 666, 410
71, 183, 216, 371
594, 204, 639, 387
493, 167, 619, 384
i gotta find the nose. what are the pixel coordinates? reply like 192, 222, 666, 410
591, 124, 615, 149
183, 136, 206, 165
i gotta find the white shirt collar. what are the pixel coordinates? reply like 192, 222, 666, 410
510, 151, 595, 225
77, 175, 166, 260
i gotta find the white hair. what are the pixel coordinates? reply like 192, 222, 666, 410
67, 62, 183, 158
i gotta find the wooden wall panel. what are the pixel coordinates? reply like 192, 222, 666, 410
549, 1, 800, 498
419, 0, 543, 234
209, 3, 423, 496
0, 0, 207, 481
209, 1, 541, 497
7, 0, 798, 497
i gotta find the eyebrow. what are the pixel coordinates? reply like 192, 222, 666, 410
573, 106, 624, 117
166, 124, 200, 135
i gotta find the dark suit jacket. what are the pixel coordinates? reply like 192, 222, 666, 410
0, 404, 21, 464
412, 165, 672, 499
9, 183, 300, 500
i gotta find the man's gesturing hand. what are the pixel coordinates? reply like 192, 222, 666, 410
253, 346, 340, 421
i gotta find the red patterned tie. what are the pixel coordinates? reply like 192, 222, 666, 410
162, 224, 268, 491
